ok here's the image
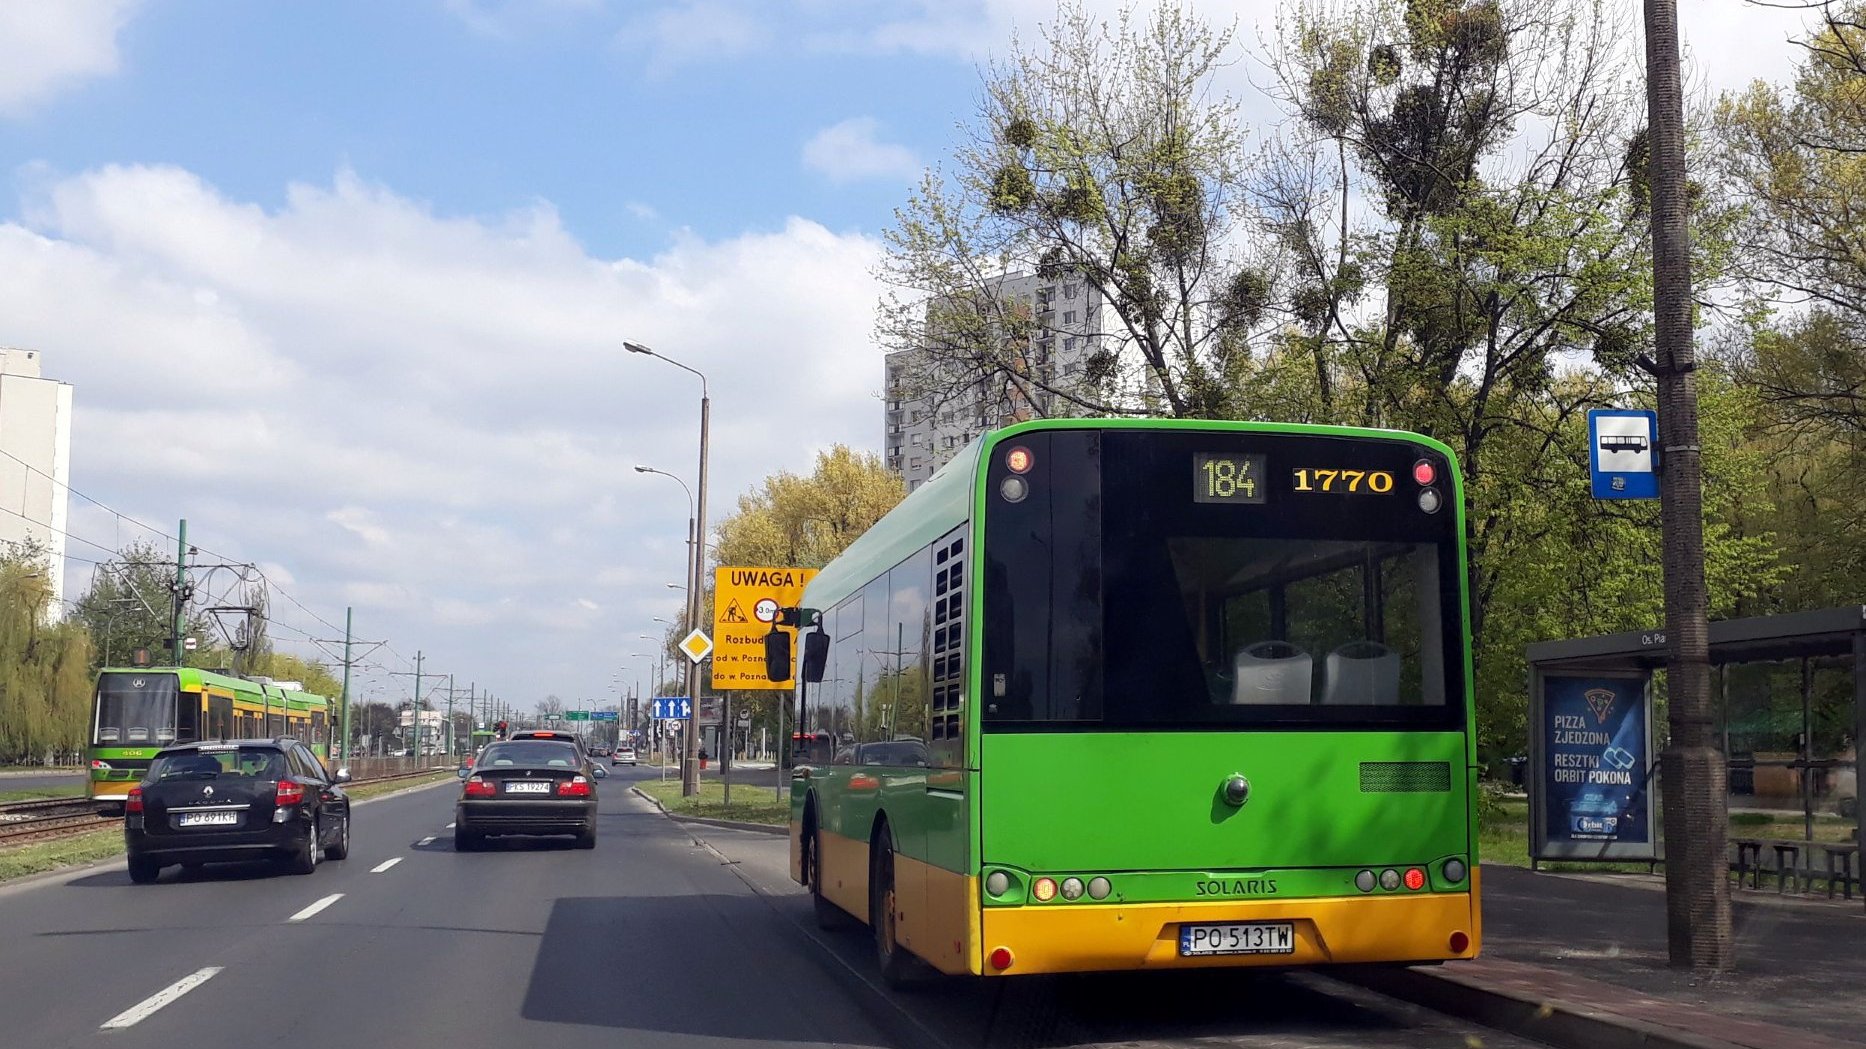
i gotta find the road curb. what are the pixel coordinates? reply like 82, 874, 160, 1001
628, 786, 786, 836
1333, 964, 1770, 1049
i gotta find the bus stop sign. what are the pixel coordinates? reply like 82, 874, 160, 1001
1588, 409, 1658, 500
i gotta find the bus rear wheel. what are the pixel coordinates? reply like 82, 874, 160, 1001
870, 823, 916, 989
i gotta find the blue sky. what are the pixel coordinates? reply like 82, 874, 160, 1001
0, 0, 1821, 711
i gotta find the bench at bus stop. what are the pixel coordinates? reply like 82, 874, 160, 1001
1730, 836, 1860, 898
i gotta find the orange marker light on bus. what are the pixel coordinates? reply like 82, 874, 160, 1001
1032, 877, 1058, 902
1006, 446, 1034, 473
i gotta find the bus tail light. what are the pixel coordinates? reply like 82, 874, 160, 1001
1412, 460, 1436, 486
91, 759, 112, 771
1403, 867, 1426, 891
989, 946, 1014, 971
1032, 877, 1057, 902
125, 787, 143, 815
1005, 446, 1034, 473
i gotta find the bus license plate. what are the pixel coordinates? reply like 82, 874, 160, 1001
1179, 922, 1294, 956
176, 811, 239, 828
504, 781, 550, 794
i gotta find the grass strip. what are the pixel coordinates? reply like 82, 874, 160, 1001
346, 771, 456, 801
637, 778, 788, 826
0, 787, 84, 803
0, 827, 123, 883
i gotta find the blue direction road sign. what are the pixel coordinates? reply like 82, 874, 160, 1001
591, 710, 618, 722
1588, 409, 1659, 500
649, 697, 692, 720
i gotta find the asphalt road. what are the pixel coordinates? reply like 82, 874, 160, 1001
0, 765, 1539, 1049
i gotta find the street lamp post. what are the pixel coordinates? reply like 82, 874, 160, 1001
627, 341, 709, 798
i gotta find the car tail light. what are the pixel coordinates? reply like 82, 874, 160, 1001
557, 776, 591, 797
463, 776, 496, 798
275, 780, 305, 807
125, 786, 143, 814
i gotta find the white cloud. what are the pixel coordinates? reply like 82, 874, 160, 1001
614, 0, 770, 77
29, 164, 886, 701
803, 117, 921, 184
0, 0, 143, 118
443, 0, 607, 39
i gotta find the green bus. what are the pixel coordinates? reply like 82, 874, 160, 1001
776, 419, 1479, 982
88, 667, 336, 812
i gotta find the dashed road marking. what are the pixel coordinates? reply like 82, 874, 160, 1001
370, 858, 402, 873
444, 822, 455, 829
288, 893, 345, 922
417, 836, 435, 846
101, 967, 223, 1029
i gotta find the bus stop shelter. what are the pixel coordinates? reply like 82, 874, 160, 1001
1526, 607, 1864, 894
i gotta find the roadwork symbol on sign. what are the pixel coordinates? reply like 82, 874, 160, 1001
712, 565, 818, 690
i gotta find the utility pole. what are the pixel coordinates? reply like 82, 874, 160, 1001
341, 608, 353, 761
445, 673, 456, 758
171, 519, 188, 667
1644, 0, 1731, 972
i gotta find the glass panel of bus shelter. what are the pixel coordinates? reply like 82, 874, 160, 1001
982, 428, 1462, 729
1809, 658, 1856, 843
1724, 661, 1804, 827
94, 673, 179, 744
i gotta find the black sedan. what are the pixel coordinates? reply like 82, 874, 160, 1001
124, 739, 352, 883
454, 739, 604, 850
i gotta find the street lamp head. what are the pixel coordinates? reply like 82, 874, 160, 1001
624, 341, 653, 356
666, 583, 685, 590
634, 465, 652, 473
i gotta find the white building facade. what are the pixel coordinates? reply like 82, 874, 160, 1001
885, 272, 1106, 490
0, 349, 74, 609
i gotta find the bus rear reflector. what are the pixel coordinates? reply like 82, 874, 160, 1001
989, 947, 1014, 971
1450, 931, 1470, 953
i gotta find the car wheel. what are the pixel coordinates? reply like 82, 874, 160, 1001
127, 856, 161, 884
285, 822, 320, 875
454, 825, 481, 852
325, 815, 351, 860
574, 826, 597, 850
871, 823, 917, 988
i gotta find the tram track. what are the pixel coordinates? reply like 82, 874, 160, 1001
0, 768, 453, 848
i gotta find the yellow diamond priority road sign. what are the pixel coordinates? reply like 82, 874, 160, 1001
712, 565, 817, 689
678, 629, 713, 664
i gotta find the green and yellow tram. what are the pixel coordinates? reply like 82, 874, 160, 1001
88, 667, 335, 812
777, 419, 1480, 981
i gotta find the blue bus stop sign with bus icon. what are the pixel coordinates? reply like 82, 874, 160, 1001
1588, 409, 1659, 500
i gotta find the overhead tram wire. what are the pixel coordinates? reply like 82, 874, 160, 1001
0, 446, 182, 549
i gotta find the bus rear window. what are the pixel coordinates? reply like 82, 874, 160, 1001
982, 429, 1464, 730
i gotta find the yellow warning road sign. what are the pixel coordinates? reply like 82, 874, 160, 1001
711, 565, 816, 690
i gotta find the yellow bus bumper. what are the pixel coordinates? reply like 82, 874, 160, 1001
977, 889, 1479, 975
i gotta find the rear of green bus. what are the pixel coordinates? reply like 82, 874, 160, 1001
88, 670, 184, 813
974, 422, 1478, 974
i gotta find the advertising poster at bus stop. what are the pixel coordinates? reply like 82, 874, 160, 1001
1532, 671, 1656, 861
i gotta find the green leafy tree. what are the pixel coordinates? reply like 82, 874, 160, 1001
72, 539, 216, 669
876, 1, 1262, 418
0, 541, 94, 762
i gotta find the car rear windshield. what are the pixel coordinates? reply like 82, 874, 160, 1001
150, 746, 286, 781
478, 742, 579, 767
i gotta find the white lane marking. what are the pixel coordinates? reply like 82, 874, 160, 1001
370, 858, 402, 873
417, 835, 435, 845
288, 893, 345, 922
101, 967, 223, 1029
444, 822, 455, 829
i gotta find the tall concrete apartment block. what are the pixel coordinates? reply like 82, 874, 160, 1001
885, 272, 1105, 490
0, 348, 74, 609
